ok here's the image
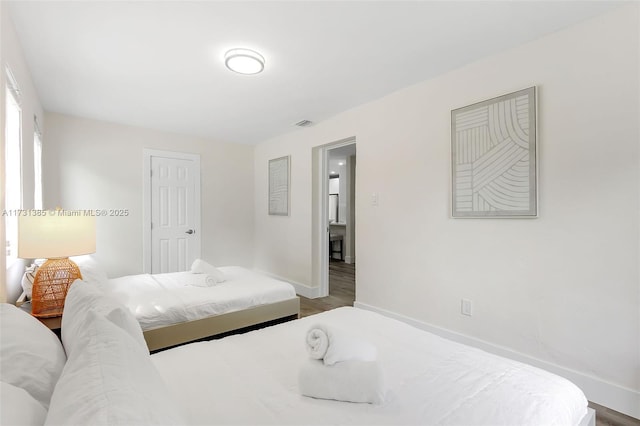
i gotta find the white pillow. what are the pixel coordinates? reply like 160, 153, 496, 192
62, 280, 146, 357
0, 304, 67, 409
21, 263, 39, 299
1, 381, 48, 426
69, 255, 108, 285
46, 311, 184, 425
190, 258, 226, 282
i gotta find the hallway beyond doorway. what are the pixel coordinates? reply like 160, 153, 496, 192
300, 260, 355, 317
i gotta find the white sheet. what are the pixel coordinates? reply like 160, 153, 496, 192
100, 267, 296, 331
152, 307, 588, 426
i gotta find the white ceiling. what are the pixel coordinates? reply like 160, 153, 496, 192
7, 1, 621, 145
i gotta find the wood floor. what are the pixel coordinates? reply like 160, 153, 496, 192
299, 259, 355, 318
299, 260, 638, 426
590, 402, 640, 426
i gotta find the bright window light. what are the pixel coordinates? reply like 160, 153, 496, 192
34, 130, 42, 210
5, 85, 22, 260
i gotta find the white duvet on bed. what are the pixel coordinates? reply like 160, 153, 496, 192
100, 267, 296, 331
152, 307, 588, 426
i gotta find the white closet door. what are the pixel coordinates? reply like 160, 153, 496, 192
150, 156, 200, 273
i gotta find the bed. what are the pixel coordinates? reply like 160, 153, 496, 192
0, 281, 595, 426
0, 284, 595, 426
97, 266, 300, 351
152, 306, 593, 426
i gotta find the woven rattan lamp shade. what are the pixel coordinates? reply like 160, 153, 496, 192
18, 213, 96, 317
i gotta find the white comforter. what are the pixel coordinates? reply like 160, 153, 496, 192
151, 307, 588, 426
100, 267, 296, 331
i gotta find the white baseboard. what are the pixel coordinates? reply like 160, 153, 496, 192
254, 269, 323, 299
291, 282, 323, 299
344, 256, 355, 264
354, 301, 640, 420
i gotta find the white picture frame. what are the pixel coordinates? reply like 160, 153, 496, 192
268, 156, 290, 216
451, 87, 537, 218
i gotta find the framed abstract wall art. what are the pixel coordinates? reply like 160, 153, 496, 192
268, 155, 290, 216
451, 87, 537, 218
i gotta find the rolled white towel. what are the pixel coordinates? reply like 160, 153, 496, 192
306, 327, 329, 360
190, 259, 226, 283
298, 359, 386, 404
185, 274, 216, 287
306, 324, 377, 366
153, 272, 217, 288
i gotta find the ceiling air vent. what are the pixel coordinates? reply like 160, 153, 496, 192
294, 120, 313, 127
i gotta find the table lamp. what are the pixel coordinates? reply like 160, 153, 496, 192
18, 212, 96, 317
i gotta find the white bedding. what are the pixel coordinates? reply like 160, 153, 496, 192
152, 307, 588, 426
99, 267, 296, 331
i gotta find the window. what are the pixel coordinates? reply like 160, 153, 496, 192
5, 67, 22, 260
34, 117, 42, 210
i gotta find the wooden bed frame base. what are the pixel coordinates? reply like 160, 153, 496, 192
143, 297, 300, 352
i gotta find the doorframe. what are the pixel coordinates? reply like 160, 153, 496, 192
142, 149, 202, 274
312, 137, 356, 298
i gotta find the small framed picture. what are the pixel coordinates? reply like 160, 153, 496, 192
268, 156, 290, 216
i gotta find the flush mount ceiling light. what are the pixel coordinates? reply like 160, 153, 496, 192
224, 48, 265, 75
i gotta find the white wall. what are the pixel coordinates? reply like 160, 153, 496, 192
1, 2, 45, 301
253, 5, 639, 416
44, 112, 254, 278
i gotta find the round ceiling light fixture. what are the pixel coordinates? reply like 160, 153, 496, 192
224, 48, 265, 75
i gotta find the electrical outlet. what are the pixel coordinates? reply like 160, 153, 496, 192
371, 192, 379, 206
461, 299, 473, 316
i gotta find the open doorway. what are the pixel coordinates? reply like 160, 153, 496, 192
326, 143, 356, 305
304, 137, 356, 317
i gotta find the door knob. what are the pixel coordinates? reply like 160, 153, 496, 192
185, 229, 195, 235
